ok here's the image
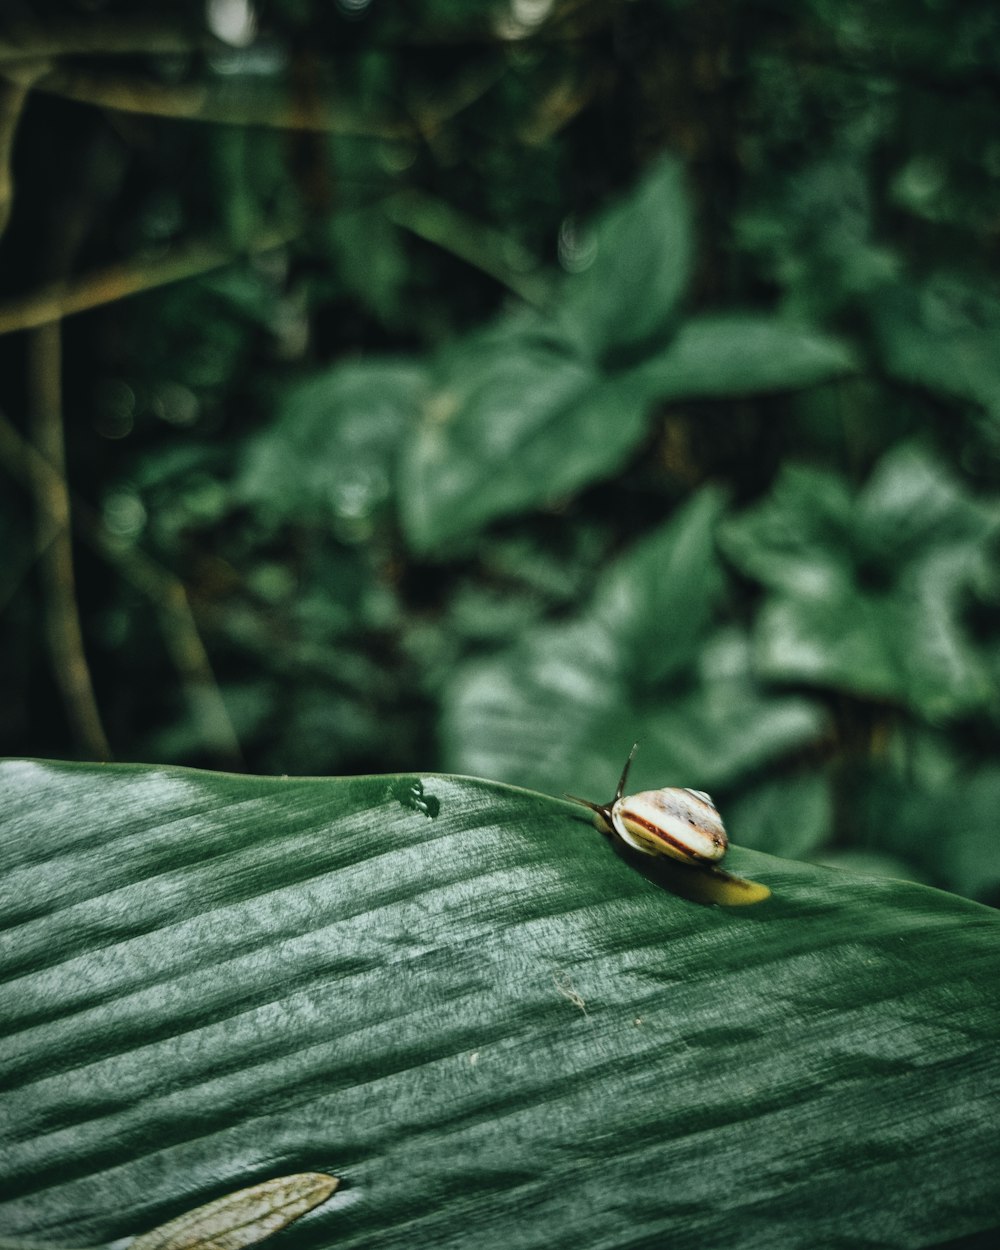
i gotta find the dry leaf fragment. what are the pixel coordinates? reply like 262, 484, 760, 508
128, 1173, 339, 1250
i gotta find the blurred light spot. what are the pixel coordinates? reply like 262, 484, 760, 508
104, 490, 147, 539
336, 0, 373, 18
206, 0, 257, 47
95, 379, 135, 439
331, 467, 390, 521
496, 0, 554, 38
558, 215, 598, 273
893, 156, 945, 208
151, 382, 200, 427
378, 142, 418, 173
270, 296, 310, 361
249, 563, 296, 602
141, 193, 183, 241
513, 0, 554, 24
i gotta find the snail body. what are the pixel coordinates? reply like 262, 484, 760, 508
566, 743, 728, 868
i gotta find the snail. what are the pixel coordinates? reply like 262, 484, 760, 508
566, 743, 727, 866
566, 744, 770, 904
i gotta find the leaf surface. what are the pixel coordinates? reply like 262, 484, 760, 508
1, 760, 999, 1250
558, 155, 692, 361
631, 314, 857, 400
399, 320, 647, 552
721, 445, 1000, 718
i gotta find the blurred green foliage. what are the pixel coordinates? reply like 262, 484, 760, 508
3, 0, 1000, 904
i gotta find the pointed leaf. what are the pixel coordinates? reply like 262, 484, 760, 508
399, 320, 647, 552
559, 155, 692, 361
721, 446, 1000, 718
239, 360, 427, 521
630, 313, 857, 401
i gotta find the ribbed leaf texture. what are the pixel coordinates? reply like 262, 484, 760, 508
1, 761, 998, 1250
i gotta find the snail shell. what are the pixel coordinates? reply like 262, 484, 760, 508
566, 743, 728, 868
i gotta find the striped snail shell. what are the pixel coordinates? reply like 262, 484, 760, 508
566, 743, 728, 868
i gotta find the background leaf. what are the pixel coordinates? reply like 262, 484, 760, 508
1, 760, 999, 1250
871, 277, 1000, 420
443, 493, 826, 797
399, 320, 645, 552
558, 155, 692, 362
630, 314, 857, 401
721, 446, 1000, 718
240, 360, 427, 524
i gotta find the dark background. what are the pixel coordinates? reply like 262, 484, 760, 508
2, 0, 1000, 904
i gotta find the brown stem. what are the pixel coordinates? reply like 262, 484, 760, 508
22, 66, 416, 137
26, 322, 112, 760
0, 223, 298, 335
0, 412, 242, 766
0, 20, 207, 62
0, 62, 46, 237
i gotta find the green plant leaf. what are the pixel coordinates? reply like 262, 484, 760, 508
443, 494, 826, 797
397, 177, 859, 554
239, 360, 427, 524
849, 754, 1000, 903
630, 313, 857, 400
721, 444, 1000, 719
871, 276, 1000, 419
2, 760, 999, 1250
725, 772, 833, 861
559, 155, 692, 361
398, 319, 648, 553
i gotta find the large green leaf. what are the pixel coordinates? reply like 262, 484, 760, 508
398, 166, 858, 554
2, 760, 999, 1250
871, 276, 1000, 420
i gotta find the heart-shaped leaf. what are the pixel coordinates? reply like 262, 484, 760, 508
399, 318, 649, 553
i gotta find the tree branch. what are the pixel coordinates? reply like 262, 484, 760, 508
19, 65, 417, 137
0, 222, 298, 335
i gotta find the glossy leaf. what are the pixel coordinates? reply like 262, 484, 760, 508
559, 155, 692, 361
721, 444, 1000, 718
239, 360, 427, 523
631, 313, 857, 401
399, 319, 647, 552
1, 760, 999, 1250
